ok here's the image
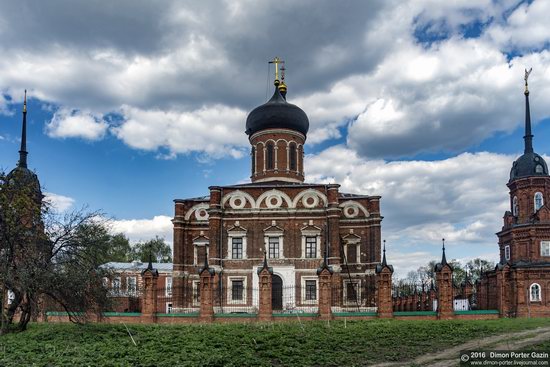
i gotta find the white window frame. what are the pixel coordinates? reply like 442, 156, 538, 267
112, 277, 121, 296
301, 227, 322, 259
504, 245, 510, 261
228, 276, 247, 304
193, 241, 209, 265
513, 196, 518, 216
530, 283, 541, 302
192, 280, 200, 307
343, 241, 361, 264
534, 192, 544, 212
166, 303, 173, 314
301, 277, 318, 304
165, 276, 172, 296
227, 228, 247, 260
541, 241, 550, 257
343, 280, 361, 306
264, 232, 284, 259
126, 276, 137, 296
7, 290, 15, 305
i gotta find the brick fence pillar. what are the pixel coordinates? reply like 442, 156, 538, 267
141, 259, 159, 323
375, 241, 394, 318
435, 240, 454, 319
317, 255, 333, 320
199, 256, 215, 322
257, 255, 273, 321
496, 264, 510, 317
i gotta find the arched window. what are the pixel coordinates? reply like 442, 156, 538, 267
251, 146, 256, 175
536, 164, 544, 173
266, 142, 274, 170
512, 196, 518, 216
530, 283, 541, 302
534, 192, 544, 212
289, 143, 297, 171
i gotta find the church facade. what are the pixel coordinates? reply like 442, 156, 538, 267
171, 64, 382, 313
479, 72, 550, 317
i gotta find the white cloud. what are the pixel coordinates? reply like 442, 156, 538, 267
113, 104, 249, 158
306, 146, 513, 273
43, 192, 75, 212
111, 215, 173, 246
46, 108, 108, 140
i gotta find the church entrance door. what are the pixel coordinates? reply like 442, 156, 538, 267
272, 275, 283, 310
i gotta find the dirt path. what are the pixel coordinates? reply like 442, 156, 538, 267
370, 326, 550, 367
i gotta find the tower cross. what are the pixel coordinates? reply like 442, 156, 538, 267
268, 57, 284, 82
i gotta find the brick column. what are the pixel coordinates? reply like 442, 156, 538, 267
496, 264, 510, 317
375, 242, 394, 318
317, 256, 333, 320
257, 256, 273, 321
141, 261, 159, 323
434, 241, 454, 319
326, 184, 341, 266
199, 257, 216, 322
172, 204, 186, 309
208, 187, 222, 267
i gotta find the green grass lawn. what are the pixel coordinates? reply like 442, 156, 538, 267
1, 318, 549, 366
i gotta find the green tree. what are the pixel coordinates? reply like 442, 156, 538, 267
131, 236, 172, 263
0, 169, 112, 333
464, 258, 495, 283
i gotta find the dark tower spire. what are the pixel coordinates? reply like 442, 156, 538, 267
524, 68, 533, 154
382, 239, 388, 267
18, 90, 28, 168
441, 238, 448, 266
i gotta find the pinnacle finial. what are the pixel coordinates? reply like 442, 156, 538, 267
523, 68, 534, 154
18, 90, 28, 169
441, 238, 448, 266
382, 239, 387, 266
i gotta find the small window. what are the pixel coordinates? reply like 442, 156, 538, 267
127, 277, 137, 295
266, 143, 275, 170
289, 143, 297, 171
231, 280, 244, 301
536, 164, 544, 173
251, 147, 256, 175
166, 303, 173, 314
541, 241, 550, 257
504, 245, 510, 261
112, 277, 121, 295
512, 196, 518, 216
305, 280, 317, 301
193, 281, 200, 306
305, 236, 317, 258
232, 237, 243, 259
347, 244, 358, 263
345, 282, 359, 303
534, 192, 544, 212
165, 277, 172, 296
530, 283, 541, 302
268, 237, 280, 259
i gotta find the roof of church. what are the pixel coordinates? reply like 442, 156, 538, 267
102, 261, 173, 272
509, 74, 549, 182
245, 81, 309, 137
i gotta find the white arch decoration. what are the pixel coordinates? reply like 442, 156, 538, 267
184, 203, 210, 221
221, 190, 257, 210
292, 189, 328, 208
339, 200, 370, 218
256, 189, 293, 209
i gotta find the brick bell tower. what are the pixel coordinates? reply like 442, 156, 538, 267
246, 57, 309, 183
500, 69, 550, 265
491, 69, 550, 317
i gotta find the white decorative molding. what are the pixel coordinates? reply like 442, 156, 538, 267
222, 190, 256, 210
339, 200, 369, 218
293, 189, 328, 208
184, 203, 210, 221
256, 189, 293, 209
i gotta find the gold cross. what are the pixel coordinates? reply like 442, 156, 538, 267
269, 57, 284, 81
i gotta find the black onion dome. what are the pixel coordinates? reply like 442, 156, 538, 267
245, 85, 309, 137
510, 152, 549, 181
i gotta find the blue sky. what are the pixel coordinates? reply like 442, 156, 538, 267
1, 0, 550, 277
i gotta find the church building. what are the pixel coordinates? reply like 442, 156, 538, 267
479, 70, 550, 317
171, 59, 383, 312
